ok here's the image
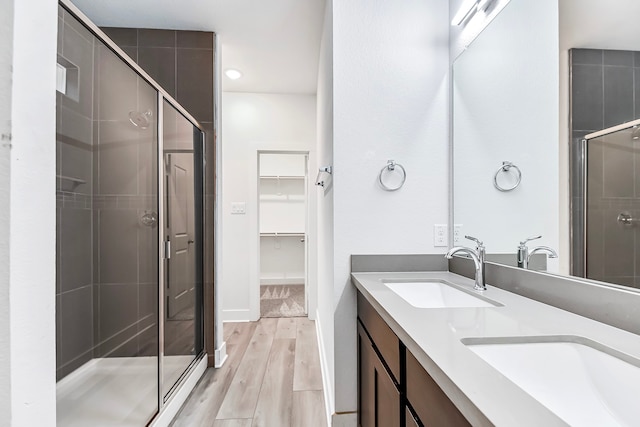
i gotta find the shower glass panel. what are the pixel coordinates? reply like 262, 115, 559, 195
162, 99, 204, 398
586, 124, 640, 287
56, 5, 159, 426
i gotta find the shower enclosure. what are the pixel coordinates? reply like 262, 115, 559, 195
580, 120, 640, 288
56, 2, 205, 425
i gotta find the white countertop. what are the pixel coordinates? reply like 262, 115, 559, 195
351, 271, 640, 427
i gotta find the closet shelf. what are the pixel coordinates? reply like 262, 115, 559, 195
260, 232, 305, 237
260, 175, 304, 180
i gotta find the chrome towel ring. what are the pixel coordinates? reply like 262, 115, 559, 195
378, 160, 406, 191
493, 161, 521, 192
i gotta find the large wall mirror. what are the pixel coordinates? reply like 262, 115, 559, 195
452, 0, 640, 291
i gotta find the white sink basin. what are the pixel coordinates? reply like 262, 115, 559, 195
463, 337, 640, 426
383, 280, 500, 308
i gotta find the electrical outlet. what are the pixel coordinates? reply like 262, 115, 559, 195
434, 224, 448, 247
454, 224, 463, 244
231, 202, 246, 214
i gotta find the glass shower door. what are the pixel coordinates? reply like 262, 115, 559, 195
586, 125, 640, 287
161, 99, 204, 398
56, 6, 160, 426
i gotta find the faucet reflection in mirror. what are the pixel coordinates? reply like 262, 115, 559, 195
517, 235, 558, 270
445, 235, 487, 291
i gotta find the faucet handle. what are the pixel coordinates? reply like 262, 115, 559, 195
465, 235, 484, 247
520, 235, 542, 246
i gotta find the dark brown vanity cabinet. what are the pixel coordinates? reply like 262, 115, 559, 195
357, 292, 471, 427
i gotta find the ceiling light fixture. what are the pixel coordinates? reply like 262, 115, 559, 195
225, 69, 243, 80
451, 0, 496, 26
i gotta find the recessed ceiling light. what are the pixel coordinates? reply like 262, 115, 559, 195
225, 69, 243, 80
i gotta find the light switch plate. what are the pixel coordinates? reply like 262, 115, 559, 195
231, 202, 246, 214
434, 224, 448, 247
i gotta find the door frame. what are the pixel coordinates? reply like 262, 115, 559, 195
249, 147, 317, 321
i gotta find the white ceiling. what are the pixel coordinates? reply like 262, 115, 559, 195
71, 0, 326, 94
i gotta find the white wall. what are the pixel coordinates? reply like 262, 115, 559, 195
220, 92, 316, 321
0, 0, 13, 421
329, 0, 450, 417
5, 0, 58, 425
452, 0, 559, 266
315, 0, 335, 422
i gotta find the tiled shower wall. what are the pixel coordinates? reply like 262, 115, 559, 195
570, 48, 640, 288
57, 11, 215, 379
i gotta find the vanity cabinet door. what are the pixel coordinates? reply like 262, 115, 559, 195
358, 322, 400, 427
406, 350, 470, 427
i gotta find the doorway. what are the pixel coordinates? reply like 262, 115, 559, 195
258, 152, 308, 318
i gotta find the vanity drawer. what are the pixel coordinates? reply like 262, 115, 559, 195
406, 350, 470, 427
357, 291, 400, 383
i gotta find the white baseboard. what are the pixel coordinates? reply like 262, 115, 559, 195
260, 278, 305, 285
315, 308, 334, 427
151, 355, 207, 427
214, 341, 227, 368
222, 309, 252, 322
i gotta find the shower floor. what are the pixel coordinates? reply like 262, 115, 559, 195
57, 355, 194, 427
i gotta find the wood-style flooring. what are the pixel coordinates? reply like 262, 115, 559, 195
170, 317, 327, 427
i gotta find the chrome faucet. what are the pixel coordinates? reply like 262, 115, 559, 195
445, 235, 486, 291
517, 235, 558, 269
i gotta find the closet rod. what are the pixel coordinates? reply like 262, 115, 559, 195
260, 232, 305, 237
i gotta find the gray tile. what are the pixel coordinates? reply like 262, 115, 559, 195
138, 47, 176, 96
138, 139, 157, 196
177, 31, 213, 49
60, 141, 92, 194
351, 254, 447, 272
98, 284, 139, 342
571, 65, 603, 131
603, 135, 634, 197
96, 45, 138, 121
585, 207, 604, 278
97, 121, 139, 195
634, 52, 640, 68
571, 49, 602, 65
104, 335, 139, 358
61, 21, 94, 116
59, 106, 93, 146
60, 208, 92, 292
101, 27, 138, 48
604, 50, 633, 67
59, 286, 93, 366
634, 69, 640, 120
98, 209, 138, 284
139, 283, 157, 319
603, 207, 635, 276
604, 66, 634, 128
56, 295, 61, 369
176, 48, 214, 122
63, 10, 94, 44
138, 219, 158, 284
586, 139, 603, 200
58, 17, 63, 55
92, 282, 100, 357
56, 206, 61, 294
57, 350, 92, 381
138, 29, 175, 48
137, 325, 158, 357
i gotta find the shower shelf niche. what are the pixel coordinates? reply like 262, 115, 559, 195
57, 174, 87, 191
